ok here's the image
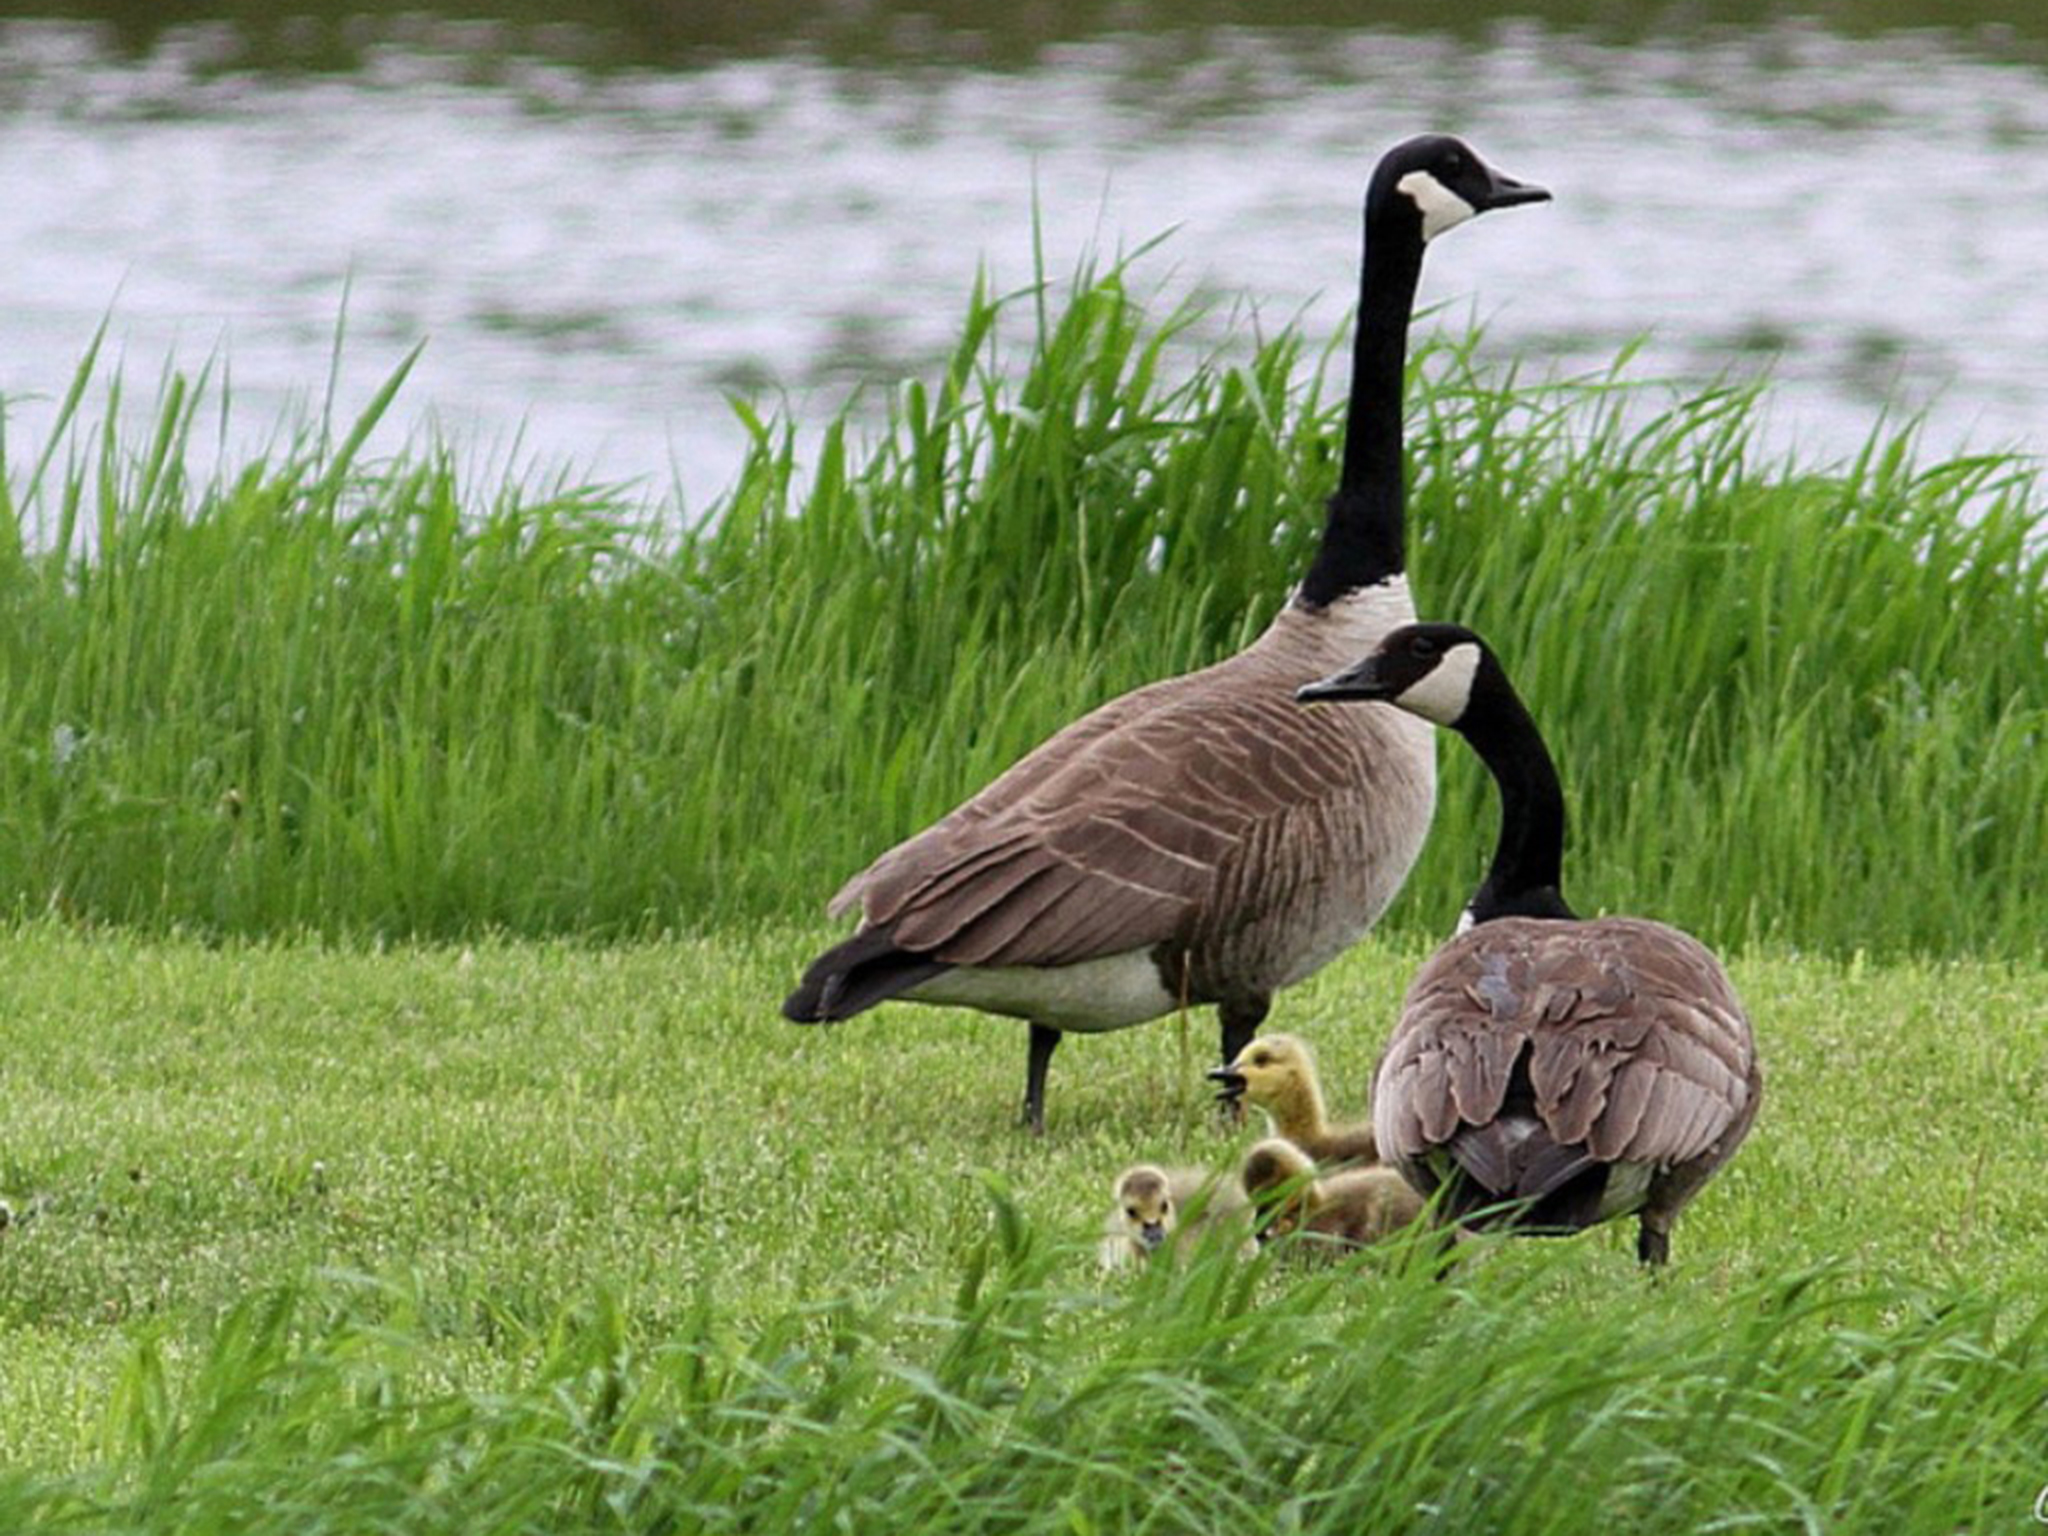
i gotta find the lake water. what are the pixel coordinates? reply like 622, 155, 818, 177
2, 13, 2046, 509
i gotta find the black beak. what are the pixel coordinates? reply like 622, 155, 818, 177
1295, 658, 1392, 705
1207, 1065, 1247, 1104
1478, 169, 1550, 212
1139, 1222, 1167, 1250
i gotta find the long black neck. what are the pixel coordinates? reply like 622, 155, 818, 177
1298, 214, 1426, 609
1456, 666, 1576, 925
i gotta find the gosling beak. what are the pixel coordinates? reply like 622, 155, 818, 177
1295, 656, 1393, 705
1139, 1222, 1167, 1251
1207, 1065, 1247, 1105
1477, 169, 1550, 212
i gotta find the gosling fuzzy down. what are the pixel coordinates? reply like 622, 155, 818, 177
1099, 1163, 1253, 1269
1239, 1138, 1424, 1253
1208, 1033, 1378, 1165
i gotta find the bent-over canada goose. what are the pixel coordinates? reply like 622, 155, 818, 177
1099, 1163, 1254, 1269
1207, 1033, 1378, 1165
784, 137, 1550, 1133
1297, 624, 1763, 1265
1239, 1138, 1424, 1251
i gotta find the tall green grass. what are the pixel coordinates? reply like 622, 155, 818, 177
2, 264, 2044, 951
4, 1237, 2041, 1535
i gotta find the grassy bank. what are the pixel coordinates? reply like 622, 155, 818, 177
30, 0, 2048, 73
0, 927, 2044, 1530
4, 268, 2045, 954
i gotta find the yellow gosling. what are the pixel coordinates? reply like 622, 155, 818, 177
1099, 1163, 1253, 1270
1239, 1138, 1424, 1255
1210, 1034, 1378, 1165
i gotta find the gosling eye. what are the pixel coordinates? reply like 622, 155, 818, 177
1125, 1206, 1139, 1220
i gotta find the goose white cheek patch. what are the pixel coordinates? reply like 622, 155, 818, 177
1393, 643, 1481, 725
1396, 170, 1477, 241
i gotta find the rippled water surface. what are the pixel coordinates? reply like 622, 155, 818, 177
3, 16, 2047, 504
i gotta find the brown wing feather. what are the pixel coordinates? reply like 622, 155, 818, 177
1376, 917, 1757, 1173
906, 864, 1079, 965
827, 646, 1400, 971
827, 667, 1204, 919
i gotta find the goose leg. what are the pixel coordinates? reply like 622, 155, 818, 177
1636, 1217, 1671, 1268
1216, 996, 1270, 1126
1020, 1023, 1062, 1135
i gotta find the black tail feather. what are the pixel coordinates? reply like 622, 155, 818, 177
783, 928, 950, 1023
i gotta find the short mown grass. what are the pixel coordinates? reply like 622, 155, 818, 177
0, 926, 2043, 1531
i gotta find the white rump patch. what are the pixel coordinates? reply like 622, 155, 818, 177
1394, 641, 1481, 725
1396, 170, 1477, 242
1597, 1162, 1656, 1221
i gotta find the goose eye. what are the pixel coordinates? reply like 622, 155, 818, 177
1125, 1206, 1139, 1220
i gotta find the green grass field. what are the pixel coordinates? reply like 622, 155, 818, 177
0, 927, 2043, 1530
4, 265, 2048, 1530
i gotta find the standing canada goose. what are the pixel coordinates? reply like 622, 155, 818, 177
1296, 624, 1763, 1265
1239, 1138, 1424, 1252
1206, 1033, 1379, 1165
1099, 1163, 1254, 1270
785, 137, 1550, 1134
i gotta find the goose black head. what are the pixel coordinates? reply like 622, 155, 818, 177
1296, 621, 1489, 726
1368, 134, 1550, 244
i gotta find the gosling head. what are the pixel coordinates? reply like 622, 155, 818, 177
1296, 622, 1493, 727
1239, 1138, 1319, 1243
1113, 1165, 1178, 1254
1206, 1033, 1317, 1112
1369, 134, 1550, 245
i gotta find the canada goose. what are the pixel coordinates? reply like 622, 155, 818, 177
1297, 624, 1763, 1265
1239, 1138, 1424, 1251
1099, 1163, 1254, 1269
785, 136, 1550, 1134
1207, 1033, 1378, 1165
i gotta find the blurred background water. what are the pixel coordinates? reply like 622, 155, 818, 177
1, 1, 2044, 506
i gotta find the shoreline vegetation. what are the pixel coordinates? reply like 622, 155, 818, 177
3, 266, 2044, 954
10, 1, 2047, 73
2, 267, 2046, 1530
